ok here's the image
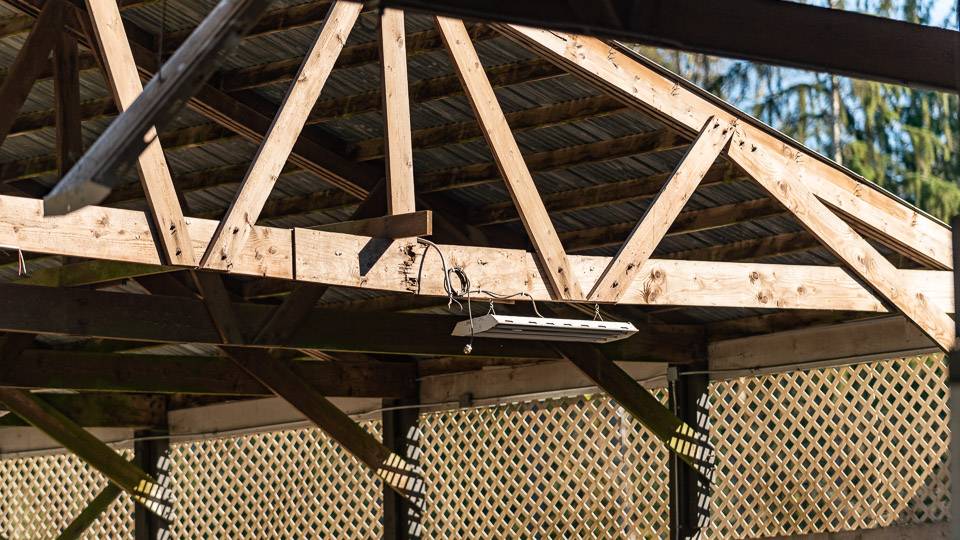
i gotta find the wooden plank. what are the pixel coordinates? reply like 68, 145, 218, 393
43, 0, 269, 221
0, 0, 70, 146
728, 135, 955, 351
56, 484, 123, 540
77, 0, 201, 266
589, 116, 734, 302
53, 32, 82, 175
379, 8, 416, 216
252, 282, 328, 345
15, 260, 173, 288
199, 1, 362, 272
308, 210, 432, 238
436, 16, 583, 300
495, 26, 953, 270
0, 350, 416, 397
556, 342, 714, 477
0, 387, 171, 518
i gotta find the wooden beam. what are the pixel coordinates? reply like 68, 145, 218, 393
43, 0, 269, 218
0, 195, 950, 315
54, 32, 82, 176
589, 116, 734, 302
309, 210, 432, 238
0, 282, 701, 362
386, 0, 960, 93
495, 26, 953, 271
380, 8, 416, 216
556, 342, 713, 477
728, 133, 955, 351
0, 393, 166, 428
437, 16, 583, 300
200, 1, 363, 271
193, 271, 425, 507
0, 350, 415, 397
0, 0, 70, 147
78, 0, 198, 265
56, 484, 123, 540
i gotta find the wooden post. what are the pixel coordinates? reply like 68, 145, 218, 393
55, 483, 123, 540
667, 366, 711, 540
948, 215, 960, 540
382, 393, 423, 540
134, 428, 171, 540
54, 30, 82, 176
379, 8, 416, 216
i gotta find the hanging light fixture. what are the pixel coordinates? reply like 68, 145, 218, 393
452, 314, 637, 344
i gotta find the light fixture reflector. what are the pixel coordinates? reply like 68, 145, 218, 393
452, 314, 637, 344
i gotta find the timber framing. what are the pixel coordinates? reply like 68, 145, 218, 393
0, 1, 954, 535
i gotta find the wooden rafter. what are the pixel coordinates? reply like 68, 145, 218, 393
79, 0, 196, 266
56, 484, 123, 540
53, 31, 82, 176
589, 116, 735, 302
436, 16, 583, 300
379, 8, 416, 216
494, 25, 953, 271
200, 0, 363, 271
728, 133, 956, 350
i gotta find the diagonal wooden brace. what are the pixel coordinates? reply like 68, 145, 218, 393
555, 342, 715, 479
55, 483, 123, 540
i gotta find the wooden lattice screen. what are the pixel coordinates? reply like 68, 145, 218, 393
0, 357, 949, 538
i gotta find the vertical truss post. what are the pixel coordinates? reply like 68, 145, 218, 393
668, 366, 711, 540
949, 215, 960, 540
382, 393, 422, 540
134, 428, 172, 540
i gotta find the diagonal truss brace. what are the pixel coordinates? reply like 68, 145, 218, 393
555, 342, 714, 479
80, 0, 197, 266
190, 272, 426, 509
55, 483, 123, 540
589, 115, 735, 302
200, 0, 363, 271
436, 16, 584, 300
727, 131, 956, 350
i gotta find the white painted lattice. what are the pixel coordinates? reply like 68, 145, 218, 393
0, 450, 134, 539
168, 421, 383, 538
707, 355, 950, 538
0, 356, 950, 538
419, 392, 672, 538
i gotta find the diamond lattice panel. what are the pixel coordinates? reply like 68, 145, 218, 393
0, 450, 134, 539
707, 355, 950, 538
420, 393, 671, 539
169, 421, 383, 538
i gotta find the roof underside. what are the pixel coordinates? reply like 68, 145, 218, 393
0, 0, 934, 355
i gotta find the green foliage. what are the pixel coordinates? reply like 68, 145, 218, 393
632, 0, 960, 221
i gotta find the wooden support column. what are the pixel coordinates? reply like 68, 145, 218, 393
667, 366, 711, 540
555, 342, 714, 477
56, 484, 123, 540
187, 272, 425, 507
379, 8, 415, 216
134, 428, 171, 540
77, 0, 196, 266
0, 0, 70, 147
382, 393, 422, 540
436, 16, 584, 300
200, 1, 363, 271
589, 116, 734, 302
